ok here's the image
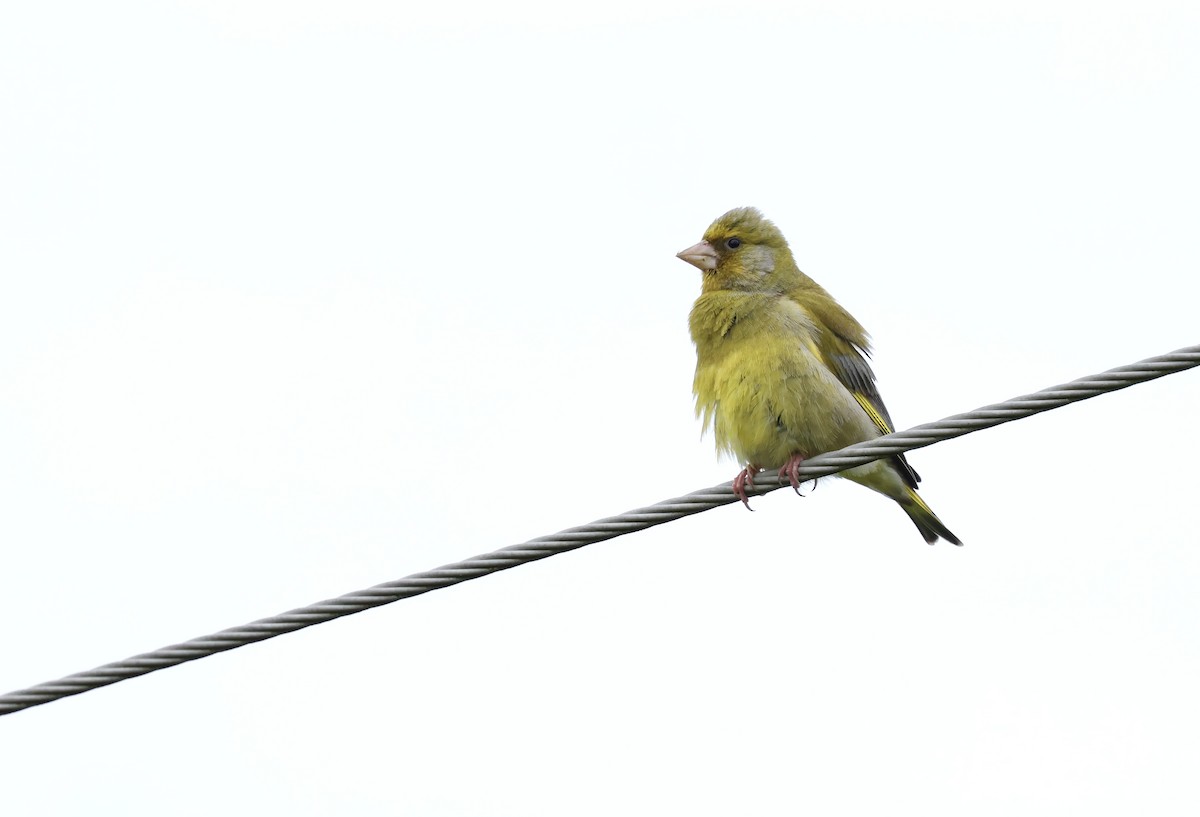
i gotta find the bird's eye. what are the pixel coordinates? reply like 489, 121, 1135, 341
726, 237, 742, 249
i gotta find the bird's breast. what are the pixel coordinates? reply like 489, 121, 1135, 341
690, 295, 877, 467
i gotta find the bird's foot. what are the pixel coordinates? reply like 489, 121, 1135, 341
778, 454, 806, 496
732, 465, 761, 510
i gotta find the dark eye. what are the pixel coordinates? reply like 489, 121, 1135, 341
726, 237, 742, 249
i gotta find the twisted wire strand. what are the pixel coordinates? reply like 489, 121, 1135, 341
2, 344, 1197, 717
790, 346, 1200, 481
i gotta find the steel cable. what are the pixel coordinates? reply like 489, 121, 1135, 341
1, 344, 1196, 717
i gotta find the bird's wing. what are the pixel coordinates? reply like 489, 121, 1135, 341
800, 294, 923, 489
823, 336, 896, 433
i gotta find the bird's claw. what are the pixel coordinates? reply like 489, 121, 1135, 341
778, 454, 805, 496
732, 465, 760, 510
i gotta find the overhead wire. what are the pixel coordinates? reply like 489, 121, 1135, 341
1, 343, 1197, 717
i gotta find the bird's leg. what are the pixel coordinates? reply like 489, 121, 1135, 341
778, 453, 805, 496
732, 464, 761, 510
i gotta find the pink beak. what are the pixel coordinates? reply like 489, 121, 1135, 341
676, 241, 719, 272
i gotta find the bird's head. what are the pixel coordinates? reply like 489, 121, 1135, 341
676, 207, 794, 292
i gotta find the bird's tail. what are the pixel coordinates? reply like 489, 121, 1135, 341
900, 488, 962, 546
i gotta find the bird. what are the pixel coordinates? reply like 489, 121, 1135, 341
676, 206, 961, 545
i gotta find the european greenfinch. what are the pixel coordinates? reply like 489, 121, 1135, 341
677, 207, 961, 545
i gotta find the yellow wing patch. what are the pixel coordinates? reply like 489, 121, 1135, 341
852, 392, 894, 436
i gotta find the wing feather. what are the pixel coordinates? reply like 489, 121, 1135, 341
796, 288, 922, 489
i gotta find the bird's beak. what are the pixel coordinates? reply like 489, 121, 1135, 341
676, 241, 719, 272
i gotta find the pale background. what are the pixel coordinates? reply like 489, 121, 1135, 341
2, 1, 1199, 814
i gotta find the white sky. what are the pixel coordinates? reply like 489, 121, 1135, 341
2, 1, 1199, 814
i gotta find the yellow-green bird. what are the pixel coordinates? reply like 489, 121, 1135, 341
677, 207, 961, 545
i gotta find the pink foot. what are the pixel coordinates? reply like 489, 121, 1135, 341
732, 464, 761, 510
778, 453, 805, 495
